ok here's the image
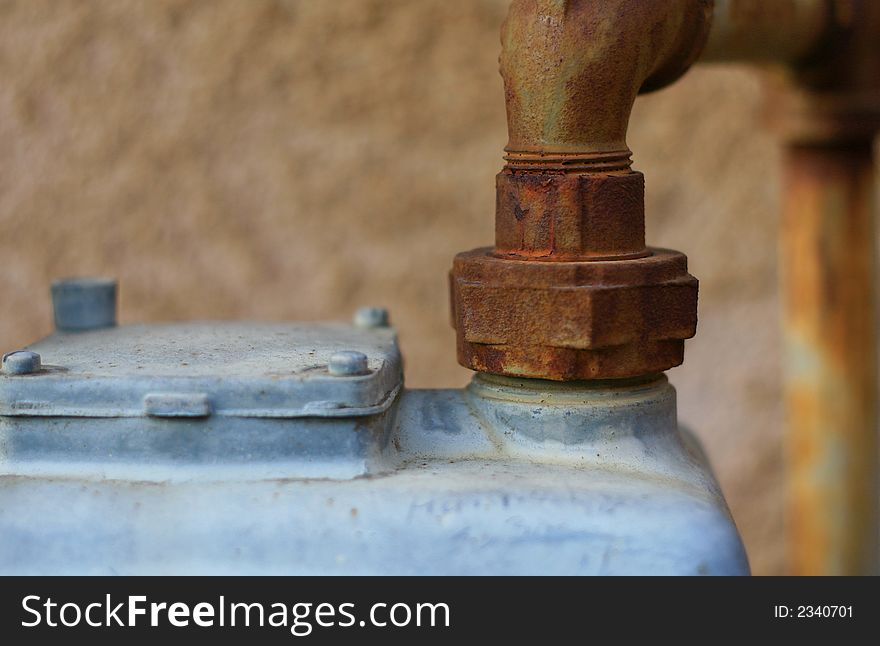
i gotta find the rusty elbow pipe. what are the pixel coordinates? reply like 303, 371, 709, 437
450, 1, 712, 381
501, 0, 713, 164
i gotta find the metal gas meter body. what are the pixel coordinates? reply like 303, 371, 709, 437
0, 281, 748, 575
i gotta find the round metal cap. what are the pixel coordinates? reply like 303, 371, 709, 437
328, 351, 370, 376
354, 307, 390, 329
2, 351, 42, 375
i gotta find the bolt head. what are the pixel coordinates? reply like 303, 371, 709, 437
328, 351, 370, 376
2, 351, 42, 375
353, 306, 389, 329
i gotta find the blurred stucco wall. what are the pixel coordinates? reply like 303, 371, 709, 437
4, 0, 873, 575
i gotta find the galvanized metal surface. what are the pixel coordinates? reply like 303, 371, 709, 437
1, 415, 393, 482
0, 461, 748, 576
450, 0, 707, 381
0, 330, 749, 574
0, 322, 402, 419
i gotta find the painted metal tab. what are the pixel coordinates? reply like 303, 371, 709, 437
143, 393, 212, 418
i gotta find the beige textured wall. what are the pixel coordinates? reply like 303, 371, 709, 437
4, 0, 870, 575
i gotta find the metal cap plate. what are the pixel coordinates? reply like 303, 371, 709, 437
0, 322, 402, 419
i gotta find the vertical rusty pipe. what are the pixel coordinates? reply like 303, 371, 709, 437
701, 0, 880, 575
781, 141, 878, 575
775, 0, 880, 575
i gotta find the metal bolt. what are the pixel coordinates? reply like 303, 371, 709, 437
353, 306, 390, 329
2, 351, 41, 375
51, 277, 118, 332
328, 351, 370, 376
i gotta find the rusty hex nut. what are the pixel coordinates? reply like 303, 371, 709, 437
450, 248, 698, 380
495, 170, 648, 261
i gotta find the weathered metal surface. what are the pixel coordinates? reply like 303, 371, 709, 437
702, 0, 834, 63
451, 0, 708, 380
781, 142, 878, 575
0, 460, 748, 575
0, 321, 403, 481
0, 357, 748, 575
0, 322, 402, 419
451, 248, 697, 380
0, 415, 393, 482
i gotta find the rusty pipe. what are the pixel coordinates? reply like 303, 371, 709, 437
451, 1, 713, 381
456, 0, 879, 572
700, 0, 880, 574
702, 0, 835, 64
451, 0, 878, 571
501, 0, 713, 164
781, 142, 878, 576
776, 2, 880, 576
